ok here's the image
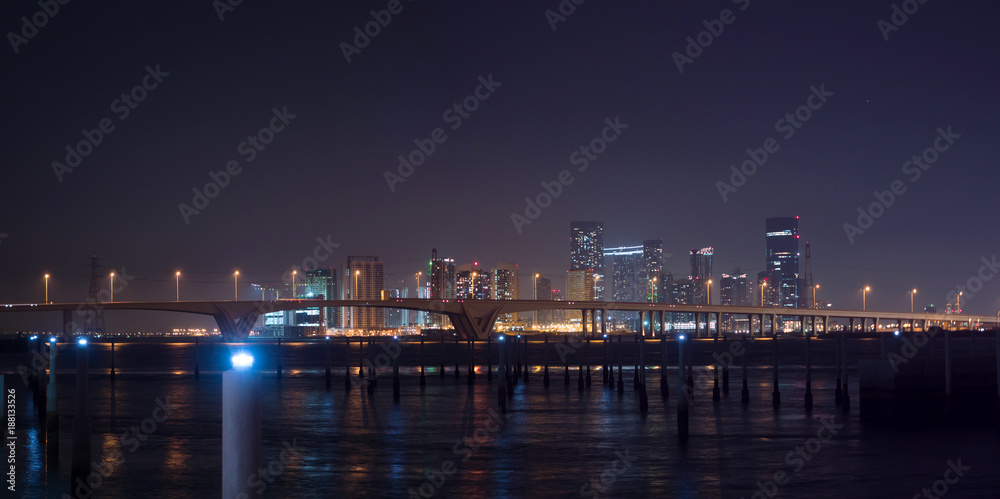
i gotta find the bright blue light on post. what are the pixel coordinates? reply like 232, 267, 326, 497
679, 335, 686, 341
894, 330, 900, 336
49, 337, 56, 343
77, 337, 87, 346
232, 353, 254, 371
498, 335, 505, 341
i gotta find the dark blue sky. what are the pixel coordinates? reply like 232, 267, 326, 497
2, 1, 999, 331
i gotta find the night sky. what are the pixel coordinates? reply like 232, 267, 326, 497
2, 1, 999, 331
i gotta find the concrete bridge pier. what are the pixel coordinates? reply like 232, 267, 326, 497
393, 337, 400, 401
678, 335, 689, 441
722, 334, 729, 394
564, 336, 570, 386
617, 336, 624, 394
497, 336, 507, 414
585, 338, 591, 388
772, 332, 780, 407
543, 335, 550, 388
805, 333, 813, 410
46, 337, 58, 469
420, 335, 426, 388
70, 338, 91, 498
660, 334, 668, 399
741, 333, 749, 405
344, 337, 352, 392
325, 337, 331, 388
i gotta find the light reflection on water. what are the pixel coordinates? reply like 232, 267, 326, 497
4, 337, 1000, 498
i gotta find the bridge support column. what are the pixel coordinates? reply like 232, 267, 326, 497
543, 336, 550, 388
617, 336, 624, 394
46, 337, 58, 469
393, 337, 401, 401
222, 370, 261, 499
660, 333, 668, 399
712, 333, 720, 401
805, 332, 813, 410
678, 335, 688, 441
740, 332, 749, 405
497, 336, 507, 414
70, 338, 92, 498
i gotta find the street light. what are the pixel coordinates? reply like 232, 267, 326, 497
44, 274, 49, 304
176, 271, 181, 302
291, 270, 297, 300
706, 279, 712, 305
910, 288, 917, 313
760, 281, 767, 307
863, 286, 870, 311
957, 291, 962, 313
533, 273, 540, 327
110, 272, 115, 302
813, 284, 820, 309
471, 272, 478, 299
652, 277, 658, 303
354, 270, 360, 300
416, 271, 423, 296
234, 271, 239, 301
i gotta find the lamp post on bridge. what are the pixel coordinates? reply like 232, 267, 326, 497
109, 272, 115, 302
176, 271, 181, 302
44, 274, 49, 303
862, 286, 870, 311
910, 288, 917, 313
234, 271, 239, 301
760, 281, 767, 307
813, 284, 819, 309
291, 270, 297, 299
533, 273, 539, 327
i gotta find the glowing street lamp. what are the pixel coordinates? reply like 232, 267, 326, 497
910, 288, 917, 313
291, 270, 297, 299
44, 274, 49, 304
760, 281, 767, 307
862, 286, 871, 311
471, 272, 478, 299
234, 271, 240, 301
957, 291, 962, 313
354, 270, 360, 300
110, 272, 115, 302
176, 271, 181, 302
533, 272, 540, 326
812, 284, 820, 309
232, 352, 254, 371
651, 277, 658, 303
706, 279, 712, 305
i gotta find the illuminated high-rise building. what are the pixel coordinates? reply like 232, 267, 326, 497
566, 269, 596, 325
304, 268, 338, 327
429, 248, 456, 327
492, 262, 519, 325
720, 270, 751, 333
570, 221, 604, 299
605, 245, 642, 326
641, 239, 664, 289
765, 217, 803, 309
534, 275, 553, 326
456, 263, 491, 300
341, 256, 385, 330
690, 247, 713, 305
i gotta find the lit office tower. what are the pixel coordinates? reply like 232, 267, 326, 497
566, 269, 596, 325
570, 221, 604, 298
456, 263, 491, 300
384, 289, 404, 328
429, 248, 456, 327
605, 245, 642, 327
642, 239, 664, 288
690, 247, 714, 305
492, 262, 519, 325
534, 275, 553, 327
720, 270, 751, 333
341, 256, 385, 330
765, 217, 803, 309
304, 268, 338, 327
672, 278, 694, 325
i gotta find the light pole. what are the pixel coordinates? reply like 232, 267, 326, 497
234, 271, 239, 301
354, 270, 360, 300
651, 277, 658, 303
44, 274, 49, 304
910, 288, 917, 313
109, 272, 115, 302
813, 284, 819, 309
533, 273, 539, 327
760, 281, 767, 307
291, 270, 297, 299
471, 272, 478, 299
862, 286, 870, 311
706, 279, 712, 305
176, 271, 181, 302
957, 291, 962, 313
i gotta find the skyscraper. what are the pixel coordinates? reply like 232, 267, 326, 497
642, 239, 663, 288
384, 288, 404, 328
570, 221, 604, 299
566, 269, 596, 325
720, 270, 751, 333
534, 275, 553, 327
606, 245, 642, 328
765, 217, 803, 309
429, 248, 456, 327
690, 247, 713, 305
341, 256, 385, 330
304, 268, 338, 327
492, 262, 519, 325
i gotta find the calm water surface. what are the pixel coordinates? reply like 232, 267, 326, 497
5, 336, 1000, 498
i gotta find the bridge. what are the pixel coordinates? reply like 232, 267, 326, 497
2, 298, 996, 341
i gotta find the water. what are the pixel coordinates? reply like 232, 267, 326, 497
5, 335, 1000, 498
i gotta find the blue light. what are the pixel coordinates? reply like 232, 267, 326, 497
232, 353, 254, 371
77, 337, 87, 346
894, 331, 900, 336
49, 337, 56, 343
517, 334, 521, 338
394, 335, 398, 340
30, 335, 37, 340
499, 335, 505, 341
679, 335, 686, 340
325, 336, 330, 340
603, 334, 607, 338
